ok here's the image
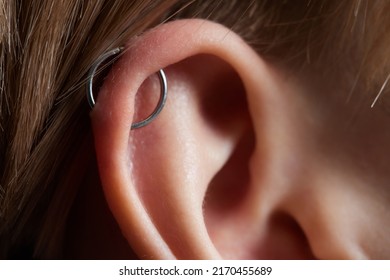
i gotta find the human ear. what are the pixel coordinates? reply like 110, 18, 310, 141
90, 19, 316, 259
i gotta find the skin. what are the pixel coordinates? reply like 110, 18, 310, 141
66, 19, 390, 259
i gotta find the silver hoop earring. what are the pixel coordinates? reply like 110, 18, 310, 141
87, 47, 168, 130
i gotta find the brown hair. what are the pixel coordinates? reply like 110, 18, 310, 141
0, 0, 389, 259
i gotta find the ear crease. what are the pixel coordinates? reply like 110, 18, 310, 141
202, 128, 316, 259
203, 129, 255, 214
202, 129, 256, 259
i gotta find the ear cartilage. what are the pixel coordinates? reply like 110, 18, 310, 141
86, 47, 168, 130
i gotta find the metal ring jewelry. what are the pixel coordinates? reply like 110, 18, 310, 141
87, 47, 168, 130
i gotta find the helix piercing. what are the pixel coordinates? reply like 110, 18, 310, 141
87, 47, 168, 130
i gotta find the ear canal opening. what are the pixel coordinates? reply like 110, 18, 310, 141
195, 54, 316, 259
258, 211, 316, 260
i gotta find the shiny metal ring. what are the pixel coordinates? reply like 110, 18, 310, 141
87, 47, 168, 130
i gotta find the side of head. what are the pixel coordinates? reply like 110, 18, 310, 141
0, 0, 390, 259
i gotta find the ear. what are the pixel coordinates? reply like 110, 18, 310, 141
91, 19, 315, 259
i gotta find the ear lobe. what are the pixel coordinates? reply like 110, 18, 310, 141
91, 19, 314, 259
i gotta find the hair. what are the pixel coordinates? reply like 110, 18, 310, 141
0, 0, 389, 259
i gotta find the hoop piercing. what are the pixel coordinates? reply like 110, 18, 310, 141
87, 47, 168, 130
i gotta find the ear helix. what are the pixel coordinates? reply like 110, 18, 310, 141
87, 47, 168, 129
